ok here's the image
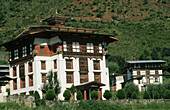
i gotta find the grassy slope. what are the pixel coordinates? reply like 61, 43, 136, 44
0, 0, 169, 73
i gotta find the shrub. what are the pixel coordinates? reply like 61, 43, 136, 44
124, 82, 139, 98
63, 89, 71, 100
153, 91, 160, 99
34, 91, 40, 106
131, 91, 138, 99
77, 90, 83, 100
45, 89, 56, 100
143, 91, 151, 99
163, 90, 170, 99
103, 90, 112, 100
91, 90, 98, 100
116, 89, 126, 99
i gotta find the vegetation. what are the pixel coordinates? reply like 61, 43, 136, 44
91, 90, 98, 100
154, 91, 160, 99
69, 84, 77, 100
2, 101, 170, 110
45, 89, 56, 100
76, 90, 83, 100
163, 90, 170, 99
124, 82, 139, 98
63, 89, 71, 101
131, 91, 138, 99
143, 91, 151, 99
103, 90, 112, 100
116, 89, 126, 99
41, 70, 60, 96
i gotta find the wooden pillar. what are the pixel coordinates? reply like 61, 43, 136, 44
98, 89, 100, 100
84, 90, 87, 100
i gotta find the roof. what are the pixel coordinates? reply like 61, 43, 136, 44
127, 60, 166, 64
0, 65, 9, 68
75, 81, 105, 89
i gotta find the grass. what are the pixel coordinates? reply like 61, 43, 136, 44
1, 101, 170, 110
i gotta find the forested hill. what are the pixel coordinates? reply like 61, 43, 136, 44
0, 0, 169, 75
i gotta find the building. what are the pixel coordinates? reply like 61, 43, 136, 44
0, 16, 118, 100
0, 65, 11, 102
125, 60, 166, 91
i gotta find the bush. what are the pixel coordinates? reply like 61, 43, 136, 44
153, 91, 160, 99
131, 91, 138, 99
124, 82, 139, 98
116, 89, 126, 99
103, 90, 112, 100
91, 90, 98, 100
45, 89, 56, 100
63, 89, 71, 100
77, 90, 83, 100
143, 91, 151, 99
34, 91, 41, 106
163, 90, 170, 99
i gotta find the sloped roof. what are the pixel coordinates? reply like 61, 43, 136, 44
127, 60, 166, 64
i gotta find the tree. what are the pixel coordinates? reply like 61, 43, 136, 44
143, 91, 151, 99
116, 89, 126, 99
63, 89, 71, 101
41, 70, 61, 97
69, 84, 77, 100
131, 91, 138, 99
124, 82, 139, 98
103, 90, 112, 100
91, 90, 98, 100
154, 91, 160, 99
45, 89, 56, 100
163, 90, 170, 99
77, 90, 83, 100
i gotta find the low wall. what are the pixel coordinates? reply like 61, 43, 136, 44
3, 95, 170, 108
5, 95, 36, 108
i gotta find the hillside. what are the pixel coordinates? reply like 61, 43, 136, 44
0, 0, 169, 74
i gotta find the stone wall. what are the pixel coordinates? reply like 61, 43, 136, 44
3, 95, 170, 108
5, 95, 36, 108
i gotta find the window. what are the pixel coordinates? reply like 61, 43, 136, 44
66, 72, 74, 83
138, 80, 140, 84
22, 46, 27, 57
28, 62, 33, 73
19, 63, 25, 77
29, 75, 33, 87
155, 70, 158, 75
54, 60, 57, 69
30, 44, 32, 55
155, 78, 158, 82
87, 43, 94, 53
14, 49, 18, 59
146, 70, 150, 75
80, 73, 88, 83
40, 46, 44, 54
79, 57, 88, 71
63, 41, 67, 51
99, 43, 102, 53
13, 67, 17, 77
41, 61, 46, 70
72, 42, 80, 52
9, 51, 12, 61
137, 71, 140, 75
42, 74, 46, 83
94, 72, 101, 83
93, 60, 100, 70
20, 77, 25, 88
66, 59, 73, 69
13, 79, 17, 90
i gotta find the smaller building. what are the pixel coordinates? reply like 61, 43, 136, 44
125, 60, 166, 91
0, 65, 11, 102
